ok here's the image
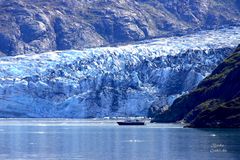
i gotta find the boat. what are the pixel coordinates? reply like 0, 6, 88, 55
117, 119, 145, 125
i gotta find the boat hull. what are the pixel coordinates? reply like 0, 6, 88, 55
117, 122, 145, 125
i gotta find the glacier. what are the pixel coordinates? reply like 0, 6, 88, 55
0, 27, 239, 118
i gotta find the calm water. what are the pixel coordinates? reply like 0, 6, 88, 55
0, 119, 239, 160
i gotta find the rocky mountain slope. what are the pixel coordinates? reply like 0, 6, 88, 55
152, 45, 240, 128
1, 0, 240, 56
0, 27, 239, 118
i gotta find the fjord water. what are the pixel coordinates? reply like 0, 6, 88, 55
0, 119, 239, 160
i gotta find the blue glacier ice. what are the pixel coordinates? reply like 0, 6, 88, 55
0, 27, 239, 118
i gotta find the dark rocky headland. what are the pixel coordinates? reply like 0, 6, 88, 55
152, 45, 240, 128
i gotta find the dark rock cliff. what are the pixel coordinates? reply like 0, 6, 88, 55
152, 45, 240, 128
1, 0, 240, 56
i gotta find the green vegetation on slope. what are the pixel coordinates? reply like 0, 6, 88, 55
152, 45, 240, 127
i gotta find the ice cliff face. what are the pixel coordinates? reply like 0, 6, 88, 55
0, 27, 239, 118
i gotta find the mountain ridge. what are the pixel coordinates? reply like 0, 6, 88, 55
1, 0, 240, 56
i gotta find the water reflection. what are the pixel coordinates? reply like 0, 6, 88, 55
0, 121, 239, 160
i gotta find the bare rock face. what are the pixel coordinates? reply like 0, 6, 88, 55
0, 0, 240, 56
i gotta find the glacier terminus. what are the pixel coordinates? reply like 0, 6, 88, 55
0, 27, 239, 118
